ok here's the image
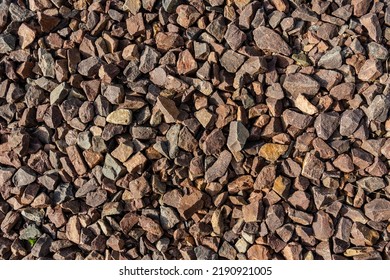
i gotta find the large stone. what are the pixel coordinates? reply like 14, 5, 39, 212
106, 109, 132, 125
227, 121, 249, 153
205, 150, 232, 182
253, 26, 291, 55
259, 143, 288, 162
283, 73, 320, 98
364, 199, 390, 222
314, 112, 339, 140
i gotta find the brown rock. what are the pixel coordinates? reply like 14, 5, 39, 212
178, 191, 204, 219
177, 49, 197, 75
312, 210, 334, 241
66, 216, 81, 244
66, 145, 87, 176
247, 245, 271, 260
283, 73, 320, 98
253, 26, 291, 55
259, 143, 288, 162
18, 23, 36, 49
205, 150, 232, 182
176, 5, 201, 28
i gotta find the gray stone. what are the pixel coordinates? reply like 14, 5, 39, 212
21, 208, 45, 224
166, 124, 181, 159
314, 112, 340, 140
139, 46, 160, 73
227, 121, 249, 153
194, 245, 218, 260
283, 73, 320, 98
160, 206, 180, 230
19, 224, 42, 241
38, 48, 55, 78
102, 154, 125, 181
220, 50, 246, 73
368, 42, 389, 60
340, 109, 363, 136
0, 34, 16, 53
12, 167, 36, 187
206, 16, 227, 42
50, 82, 69, 105
162, 0, 180, 13
53, 183, 73, 204
224, 24, 246, 51
318, 47, 343, 69
77, 131, 92, 150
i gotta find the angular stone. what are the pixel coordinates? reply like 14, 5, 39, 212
340, 109, 363, 136
206, 16, 227, 42
176, 5, 200, 28
38, 48, 55, 78
352, 0, 370, 17
160, 206, 180, 230
220, 50, 245, 73
123, 152, 147, 174
333, 154, 354, 173
78, 56, 101, 76
12, 167, 36, 187
66, 145, 87, 176
227, 121, 249, 153
205, 150, 232, 182
368, 42, 389, 60
294, 94, 318, 115
138, 216, 163, 238
106, 109, 132, 125
357, 177, 385, 193
162, 0, 180, 13
66, 216, 81, 244
253, 26, 291, 56
31, 234, 52, 258
301, 153, 324, 181
266, 204, 285, 232
201, 129, 226, 155
247, 245, 271, 260
366, 95, 390, 122
126, 13, 145, 36
139, 46, 160, 73
18, 23, 36, 49
178, 127, 198, 152
225, 24, 246, 51
360, 13, 382, 43
177, 49, 197, 75
243, 200, 263, 222
312, 211, 334, 241
283, 73, 320, 98
156, 96, 180, 123
318, 47, 343, 69
314, 112, 339, 140
330, 82, 355, 100
0, 34, 16, 54
178, 191, 204, 219
358, 59, 382, 81
364, 199, 390, 222
282, 109, 313, 130
259, 143, 288, 162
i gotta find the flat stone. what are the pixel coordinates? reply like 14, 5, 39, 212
220, 50, 246, 73
156, 96, 180, 123
330, 82, 355, 100
201, 129, 226, 155
206, 16, 227, 42
266, 204, 285, 232
225, 24, 246, 51
162, 0, 180, 13
253, 26, 291, 56
282, 109, 313, 129
177, 49, 197, 75
178, 191, 204, 219
31, 234, 52, 257
356, 177, 385, 193
12, 166, 36, 187
18, 23, 36, 49
352, 0, 370, 17
294, 94, 318, 115
312, 211, 334, 241
358, 59, 382, 81
301, 153, 324, 181
360, 13, 382, 42
318, 47, 343, 69
66, 216, 81, 244
366, 94, 390, 122
102, 154, 125, 181
340, 109, 364, 136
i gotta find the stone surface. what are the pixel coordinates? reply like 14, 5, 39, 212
253, 26, 292, 55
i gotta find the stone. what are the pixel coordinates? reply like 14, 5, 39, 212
219, 241, 237, 260
12, 167, 36, 187
366, 95, 390, 122
253, 26, 291, 56
227, 121, 249, 153
139, 46, 160, 73
273, 175, 291, 199
364, 199, 390, 222
162, 0, 180, 13
102, 154, 125, 181
53, 183, 73, 204
156, 96, 180, 123
206, 16, 227, 42
138, 216, 163, 238
78, 56, 101, 76
38, 48, 55, 78
266, 204, 285, 232
330, 82, 355, 100
176, 5, 200, 28
314, 112, 339, 140
124, 0, 141, 14
356, 177, 385, 193
333, 154, 354, 173
282, 109, 313, 130
194, 108, 214, 129
243, 200, 263, 222
225, 24, 246, 51
66, 216, 81, 244
201, 129, 226, 155
126, 13, 145, 36
106, 109, 132, 125
178, 191, 204, 219
358, 59, 382, 81
360, 13, 382, 43
18, 23, 36, 49
123, 152, 147, 174
259, 143, 288, 162
283, 73, 320, 98
312, 211, 334, 241
177, 49, 197, 75
178, 127, 198, 152
340, 109, 363, 136
247, 245, 271, 260
220, 50, 246, 73
31, 234, 52, 258
294, 94, 318, 115
318, 47, 343, 69
301, 153, 324, 181
205, 150, 232, 182
66, 145, 87, 176
352, 0, 370, 17
194, 245, 218, 260
0, 34, 16, 54
368, 42, 388, 60
160, 206, 180, 230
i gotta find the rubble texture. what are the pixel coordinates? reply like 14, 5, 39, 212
0, 0, 390, 261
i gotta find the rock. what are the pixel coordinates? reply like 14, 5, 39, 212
282, 109, 313, 129
38, 48, 55, 77
318, 47, 343, 69
178, 191, 204, 219
156, 96, 180, 123
194, 108, 214, 129
356, 177, 385, 193
177, 49, 197, 75
78, 56, 101, 76
176, 5, 200, 28
66, 216, 81, 244
156, 32, 183, 53
266, 204, 285, 232
106, 109, 132, 125
205, 150, 232, 182
283, 73, 320, 98
270, 0, 289, 12
124, 0, 141, 14
160, 206, 180, 230
368, 42, 388, 60
0, 34, 16, 54
12, 167, 36, 187
138, 216, 163, 238
19, 224, 41, 241
194, 245, 218, 260
352, 0, 370, 17
314, 112, 339, 140
358, 59, 382, 81
124, 152, 147, 174
178, 127, 198, 152
139, 46, 160, 73
162, 0, 180, 13
312, 211, 334, 241
53, 183, 73, 204
330, 82, 355, 100
366, 94, 390, 122
126, 13, 145, 36
360, 13, 382, 42
66, 145, 87, 176
333, 154, 354, 173
364, 199, 390, 222
259, 143, 288, 162
253, 26, 291, 56
247, 245, 271, 260
220, 50, 246, 73
243, 200, 263, 222
219, 241, 237, 260
292, 6, 318, 22
340, 109, 363, 136
201, 129, 226, 155
31, 234, 52, 257
301, 153, 324, 181
294, 94, 318, 115
225, 24, 246, 51
206, 16, 227, 42
102, 154, 125, 181
18, 23, 36, 49
227, 121, 249, 153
